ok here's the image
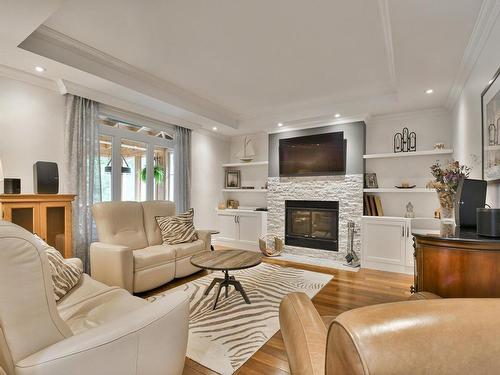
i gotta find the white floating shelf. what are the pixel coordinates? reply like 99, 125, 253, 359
364, 188, 435, 193
222, 161, 269, 167
363, 149, 453, 159
222, 189, 268, 193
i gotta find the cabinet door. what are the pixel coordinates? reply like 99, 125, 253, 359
2, 203, 40, 235
40, 202, 72, 258
362, 219, 406, 266
217, 214, 238, 241
405, 223, 414, 267
237, 214, 262, 245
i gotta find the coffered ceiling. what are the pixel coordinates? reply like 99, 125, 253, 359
0, 0, 496, 134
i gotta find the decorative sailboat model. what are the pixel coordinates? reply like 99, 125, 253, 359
237, 136, 256, 162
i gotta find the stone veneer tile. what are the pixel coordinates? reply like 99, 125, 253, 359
267, 174, 363, 261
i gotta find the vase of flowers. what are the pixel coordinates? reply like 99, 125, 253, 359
427, 160, 470, 226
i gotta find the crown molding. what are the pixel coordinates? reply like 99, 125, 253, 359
446, 0, 500, 109
267, 113, 368, 134
0, 64, 59, 92
19, 25, 240, 128
377, 0, 397, 90
369, 106, 449, 123
58, 79, 202, 131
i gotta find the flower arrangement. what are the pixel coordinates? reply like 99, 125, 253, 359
426, 160, 470, 217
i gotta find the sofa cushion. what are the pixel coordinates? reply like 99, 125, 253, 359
57, 275, 147, 335
46, 247, 83, 301
141, 201, 176, 246
174, 240, 206, 260
92, 201, 148, 250
133, 245, 175, 271
156, 208, 198, 245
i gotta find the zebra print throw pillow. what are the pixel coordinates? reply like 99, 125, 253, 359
156, 208, 198, 245
45, 247, 83, 301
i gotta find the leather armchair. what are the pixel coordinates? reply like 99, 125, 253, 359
0, 221, 189, 375
280, 292, 500, 374
91, 201, 211, 293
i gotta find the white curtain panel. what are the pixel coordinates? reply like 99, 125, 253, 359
63, 94, 101, 272
174, 126, 191, 213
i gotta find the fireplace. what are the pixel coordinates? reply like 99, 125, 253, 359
285, 200, 339, 251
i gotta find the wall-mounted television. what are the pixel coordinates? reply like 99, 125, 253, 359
279, 132, 345, 177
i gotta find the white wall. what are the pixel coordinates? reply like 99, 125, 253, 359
191, 130, 230, 228
452, 13, 500, 206
0, 76, 66, 193
365, 109, 452, 218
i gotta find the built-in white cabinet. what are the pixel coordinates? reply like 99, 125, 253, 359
361, 216, 415, 274
215, 209, 267, 251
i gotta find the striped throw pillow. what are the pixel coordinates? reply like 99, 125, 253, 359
45, 247, 82, 301
156, 208, 198, 245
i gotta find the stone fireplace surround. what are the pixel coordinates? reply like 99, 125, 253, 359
267, 174, 363, 262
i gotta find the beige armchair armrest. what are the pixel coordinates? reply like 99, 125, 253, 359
195, 230, 212, 252
90, 242, 133, 293
327, 298, 500, 375
279, 292, 327, 375
16, 291, 189, 375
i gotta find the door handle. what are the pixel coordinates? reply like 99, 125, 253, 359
406, 226, 410, 238
236, 216, 240, 224
402, 226, 405, 237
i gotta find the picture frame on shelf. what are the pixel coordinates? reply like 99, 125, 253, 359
225, 170, 241, 189
364, 173, 378, 188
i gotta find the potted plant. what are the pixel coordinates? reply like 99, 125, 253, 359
141, 165, 165, 184
427, 160, 470, 223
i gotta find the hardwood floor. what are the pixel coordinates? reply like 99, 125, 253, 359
140, 257, 413, 375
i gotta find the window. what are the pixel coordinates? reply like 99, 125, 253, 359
98, 116, 175, 202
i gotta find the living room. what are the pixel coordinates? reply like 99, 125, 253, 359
1, 1, 500, 374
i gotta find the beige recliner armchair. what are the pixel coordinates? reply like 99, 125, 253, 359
91, 200, 211, 293
0, 221, 189, 375
280, 292, 500, 374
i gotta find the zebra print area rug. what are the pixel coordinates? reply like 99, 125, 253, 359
147, 263, 332, 375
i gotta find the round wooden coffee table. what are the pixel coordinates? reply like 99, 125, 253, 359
190, 250, 262, 309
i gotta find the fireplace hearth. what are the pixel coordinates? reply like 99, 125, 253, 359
285, 200, 339, 251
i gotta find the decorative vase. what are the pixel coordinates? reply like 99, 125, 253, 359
437, 190, 456, 236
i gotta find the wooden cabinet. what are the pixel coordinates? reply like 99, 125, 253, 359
215, 209, 267, 251
361, 216, 414, 274
0, 194, 76, 258
413, 232, 500, 298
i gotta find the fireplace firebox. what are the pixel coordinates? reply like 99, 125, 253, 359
285, 200, 339, 251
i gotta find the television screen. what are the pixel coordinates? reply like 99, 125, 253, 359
279, 132, 345, 176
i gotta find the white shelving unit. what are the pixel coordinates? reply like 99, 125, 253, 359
363, 149, 453, 159
364, 188, 434, 193
222, 161, 269, 168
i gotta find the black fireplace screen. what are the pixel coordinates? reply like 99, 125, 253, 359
285, 200, 339, 251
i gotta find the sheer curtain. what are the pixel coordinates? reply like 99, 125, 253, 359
174, 126, 191, 213
63, 94, 101, 272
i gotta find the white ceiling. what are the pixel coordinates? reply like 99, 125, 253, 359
0, 0, 492, 134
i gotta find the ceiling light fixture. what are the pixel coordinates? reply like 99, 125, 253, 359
277, 123, 283, 127
212, 126, 218, 131
34, 66, 45, 73
334, 113, 341, 118
425, 89, 434, 94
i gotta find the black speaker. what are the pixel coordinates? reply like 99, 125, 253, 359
454, 178, 487, 227
3, 178, 21, 194
33, 161, 59, 194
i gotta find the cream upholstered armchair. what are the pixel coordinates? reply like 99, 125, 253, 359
0, 221, 189, 375
91, 201, 211, 293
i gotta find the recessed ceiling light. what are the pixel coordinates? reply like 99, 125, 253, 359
334, 113, 341, 118
212, 126, 218, 131
34, 66, 45, 73
425, 89, 434, 94
277, 123, 283, 127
